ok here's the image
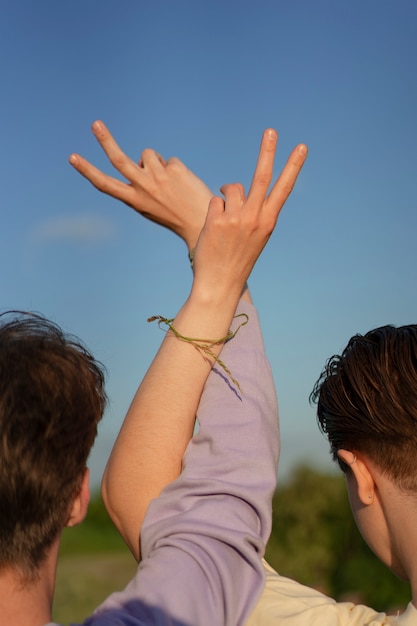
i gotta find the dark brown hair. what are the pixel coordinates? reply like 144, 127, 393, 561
311, 324, 417, 490
0, 311, 106, 580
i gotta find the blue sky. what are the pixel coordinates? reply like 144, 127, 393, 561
2, 1, 416, 485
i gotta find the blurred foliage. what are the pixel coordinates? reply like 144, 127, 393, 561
55, 493, 136, 624
59, 491, 128, 555
54, 552, 136, 625
265, 465, 410, 613
55, 468, 412, 621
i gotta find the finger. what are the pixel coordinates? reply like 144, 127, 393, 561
140, 148, 167, 170
166, 156, 182, 167
219, 183, 245, 203
266, 143, 308, 214
156, 152, 167, 166
246, 129, 278, 206
91, 120, 141, 181
220, 184, 245, 213
68, 154, 136, 205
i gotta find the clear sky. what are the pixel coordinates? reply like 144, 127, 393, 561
2, 1, 416, 485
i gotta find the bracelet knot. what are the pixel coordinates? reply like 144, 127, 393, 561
147, 313, 249, 391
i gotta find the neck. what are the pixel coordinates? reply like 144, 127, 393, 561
377, 476, 417, 606
0, 542, 59, 626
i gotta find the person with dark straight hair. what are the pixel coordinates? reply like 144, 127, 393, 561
313, 324, 417, 491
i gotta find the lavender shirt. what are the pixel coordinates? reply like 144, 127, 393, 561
50, 301, 279, 626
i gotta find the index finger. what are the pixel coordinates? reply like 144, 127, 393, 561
246, 129, 278, 206
91, 120, 141, 181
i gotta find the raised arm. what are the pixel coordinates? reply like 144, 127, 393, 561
129, 299, 280, 626
70, 123, 216, 556
70, 124, 307, 559
84, 129, 307, 626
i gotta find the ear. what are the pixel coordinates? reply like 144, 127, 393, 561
66, 468, 91, 528
338, 450, 375, 505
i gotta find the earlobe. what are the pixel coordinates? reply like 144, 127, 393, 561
66, 468, 91, 528
338, 450, 375, 505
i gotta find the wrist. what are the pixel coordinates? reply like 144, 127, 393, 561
187, 280, 243, 331
179, 194, 214, 253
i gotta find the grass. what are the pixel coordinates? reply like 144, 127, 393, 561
53, 552, 137, 625
53, 495, 138, 624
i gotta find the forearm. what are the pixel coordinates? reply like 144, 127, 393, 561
98, 124, 306, 563
136, 301, 279, 626
191, 299, 279, 546
102, 280, 245, 558
87, 302, 279, 626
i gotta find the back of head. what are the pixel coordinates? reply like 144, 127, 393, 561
311, 324, 417, 490
0, 311, 106, 581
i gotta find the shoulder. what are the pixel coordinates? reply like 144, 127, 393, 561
246, 559, 399, 626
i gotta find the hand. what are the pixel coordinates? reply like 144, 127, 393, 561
69, 121, 213, 252
192, 129, 308, 300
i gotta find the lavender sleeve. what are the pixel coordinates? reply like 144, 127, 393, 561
64, 300, 279, 626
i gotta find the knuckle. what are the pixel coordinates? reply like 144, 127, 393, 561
141, 148, 153, 160
280, 179, 295, 198
111, 152, 128, 170
93, 179, 111, 195
227, 214, 240, 228
254, 172, 271, 187
167, 156, 180, 167
244, 213, 261, 232
167, 157, 182, 174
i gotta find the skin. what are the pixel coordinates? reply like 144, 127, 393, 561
69, 122, 308, 559
69, 120, 213, 253
0, 471, 90, 626
0, 126, 307, 626
338, 449, 417, 604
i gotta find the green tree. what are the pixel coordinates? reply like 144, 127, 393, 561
265, 465, 410, 612
59, 491, 128, 555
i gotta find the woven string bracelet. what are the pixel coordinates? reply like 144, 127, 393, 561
147, 312, 249, 392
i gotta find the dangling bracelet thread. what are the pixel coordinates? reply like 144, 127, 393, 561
188, 248, 195, 269
147, 313, 249, 391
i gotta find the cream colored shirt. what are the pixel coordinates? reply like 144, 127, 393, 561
246, 560, 417, 625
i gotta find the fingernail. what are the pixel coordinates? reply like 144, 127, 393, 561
69, 154, 78, 165
266, 128, 277, 141
92, 120, 103, 133
297, 144, 308, 156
